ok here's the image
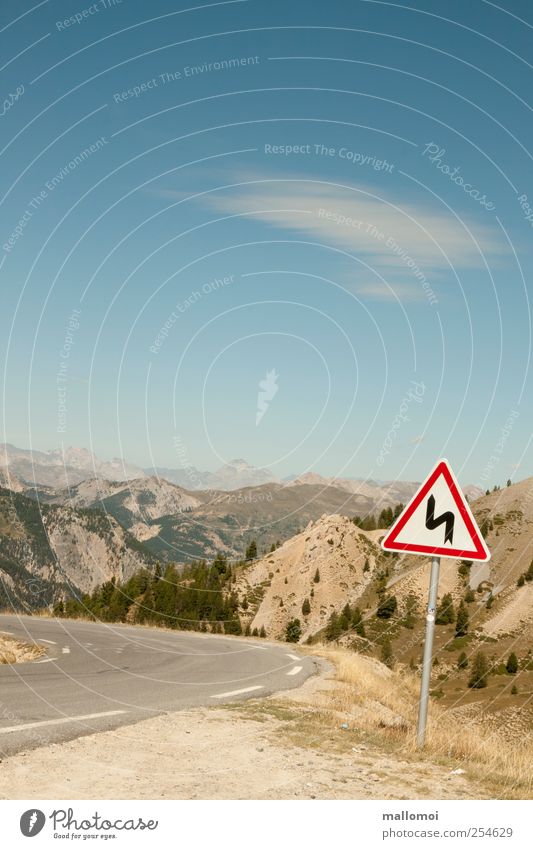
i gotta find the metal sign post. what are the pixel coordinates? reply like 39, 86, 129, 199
416, 556, 441, 748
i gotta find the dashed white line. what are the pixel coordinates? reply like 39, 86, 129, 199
0, 710, 127, 735
211, 685, 264, 699
287, 666, 303, 676
39, 639, 57, 645
33, 657, 56, 664
61, 647, 70, 654
287, 653, 299, 660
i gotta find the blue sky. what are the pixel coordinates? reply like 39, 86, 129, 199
1, 0, 532, 486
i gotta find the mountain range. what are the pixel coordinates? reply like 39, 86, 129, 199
0, 442, 484, 497
0, 441, 484, 604
1, 439, 531, 736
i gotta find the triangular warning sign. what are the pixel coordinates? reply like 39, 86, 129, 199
381, 459, 490, 561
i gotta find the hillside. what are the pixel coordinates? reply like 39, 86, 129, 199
237, 514, 382, 640
141, 482, 377, 561
50, 476, 202, 525
0, 487, 157, 608
235, 478, 533, 737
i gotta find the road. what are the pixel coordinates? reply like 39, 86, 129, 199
0, 615, 316, 756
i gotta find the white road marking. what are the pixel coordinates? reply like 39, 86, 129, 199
0, 631, 13, 636
287, 666, 303, 676
39, 639, 57, 645
0, 710, 127, 735
211, 685, 264, 699
287, 653, 299, 660
61, 647, 70, 654
33, 658, 56, 664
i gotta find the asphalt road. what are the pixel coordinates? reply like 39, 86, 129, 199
0, 615, 316, 756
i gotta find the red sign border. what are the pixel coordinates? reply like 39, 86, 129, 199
381, 459, 491, 561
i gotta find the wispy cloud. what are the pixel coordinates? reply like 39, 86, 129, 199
191, 174, 506, 273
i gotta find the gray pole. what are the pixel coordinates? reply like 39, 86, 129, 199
416, 556, 441, 748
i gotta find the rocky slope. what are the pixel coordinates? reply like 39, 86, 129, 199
0, 487, 157, 608
50, 476, 202, 523
238, 514, 381, 641
0, 443, 145, 488
235, 477, 533, 733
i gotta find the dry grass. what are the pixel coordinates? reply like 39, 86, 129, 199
0, 634, 45, 664
298, 645, 533, 799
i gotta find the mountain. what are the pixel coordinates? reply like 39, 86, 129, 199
237, 514, 381, 641
49, 477, 202, 532
236, 477, 533, 734
0, 443, 145, 489
286, 472, 420, 507
0, 486, 157, 608
123, 481, 377, 561
207, 459, 278, 490
146, 466, 213, 490
147, 458, 277, 491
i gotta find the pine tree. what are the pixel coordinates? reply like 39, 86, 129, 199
517, 574, 525, 587
457, 651, 468, 669
435, 592, 455, 625
404, 594, 418, 629
285, 618, 302, 643
224, 617, 242, 635
363, 558, 370, 573
351, 606, 362, 626
313, 568, 320, 583
377, 595, 397, 619
342, 602, 351, 620
251, 627, 258, 637
245, 540, 257, 561
506, 652, 518, 674
326, 611, 342, 641
455, 601, 469, 636
302, 598, 311, 616
458, 560, 472, 577
464, 588, 475, 603
351, 606, 365, 636
380, 638, 394, 668
259, 625, 266, 638
468, 651, 489, 689
338, 612, 350, 631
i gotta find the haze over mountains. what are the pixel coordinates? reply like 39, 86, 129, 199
0, 442, 417, 493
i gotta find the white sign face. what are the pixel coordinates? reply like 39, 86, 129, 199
381, 459, 491, 561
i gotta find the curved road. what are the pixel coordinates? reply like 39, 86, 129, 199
0, 615, 316, 756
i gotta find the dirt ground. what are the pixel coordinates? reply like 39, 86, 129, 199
0, 670, 488, 800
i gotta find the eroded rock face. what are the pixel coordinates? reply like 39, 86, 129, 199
237, 514, 382, 641
0, 488, 157, 607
